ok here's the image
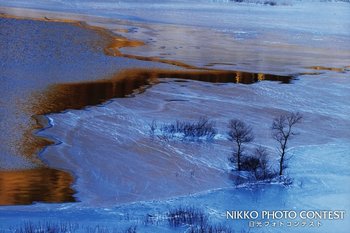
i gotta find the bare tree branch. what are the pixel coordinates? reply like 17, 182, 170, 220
271, 112, 302, 176
228, 119, 254, 171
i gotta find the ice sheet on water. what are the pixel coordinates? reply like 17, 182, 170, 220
1, 0, 349, 73
34, 74, 350, 208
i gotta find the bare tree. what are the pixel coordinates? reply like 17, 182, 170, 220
228, 119, 254, 171
271, 112, 302, 176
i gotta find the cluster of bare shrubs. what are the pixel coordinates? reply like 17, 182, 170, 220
12, 222, 78, 233
228, 112, 302, 182
240, 146, 276, 180
85, 226, 137, 233
144, 207, 234, 232
149, 112, 302, 182
167, 206, 207, 228
187, 224, 234, 233
149, 117, 217, 141
166, 207, 234, 233
10, 222, 136, 233
232, 0, 278, 5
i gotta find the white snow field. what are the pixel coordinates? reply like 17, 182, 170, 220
1, 74, 349, 233
0, 0, 349, 232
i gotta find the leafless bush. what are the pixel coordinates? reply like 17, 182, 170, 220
123, 226, 137, 233
240, 156, 260, 173
149, 117, 217, 141
264, 1, 277, 6
12, 222, 136, 233
188, 224, 234, 233
84, 225, 137, 233
254, 146, 278, 180
231, 0, 278, 5
167, 207, 207, 228
236, 146, 278, 182
13, 222, 78, 233
143, 213, 166, 226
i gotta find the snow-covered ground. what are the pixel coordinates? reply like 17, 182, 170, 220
0, 0, 349, 232
1, 74, 350, 232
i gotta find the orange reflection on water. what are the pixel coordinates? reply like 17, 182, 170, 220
0, 168, 75, 205
1, 14, 293, 206
33, 68, 292, 115
308, 66, 346, 72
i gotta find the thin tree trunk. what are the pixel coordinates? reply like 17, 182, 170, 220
237, 143, 241, 171
279, 140, 287, 176
279, 152, 284, 176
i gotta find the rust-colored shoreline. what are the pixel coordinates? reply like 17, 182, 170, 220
0, 12, 199, 70
0, 12, 291, 205
307, 66, 349, 73
5, 12, 293, 157
2, 13, 293, 155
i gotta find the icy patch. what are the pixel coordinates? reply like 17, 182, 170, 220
32, 74, 350, 209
